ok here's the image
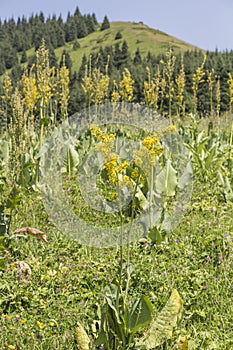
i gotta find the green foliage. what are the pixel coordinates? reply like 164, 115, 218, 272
115, 31, 123, 40
101, 15, 110, 31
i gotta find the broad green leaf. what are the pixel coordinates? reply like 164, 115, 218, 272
104, 284, 121, 324
148, 226, 162, 244
204, 144, 217, 169
178, 162, 193, 190
155, 159, 178, 196
76, 322, 90, 350
134, 183, 149, 210
143, 289, 183, 349
128, 296, 153, 334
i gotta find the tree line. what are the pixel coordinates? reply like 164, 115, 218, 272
0, 7, 111, 74
1, 7, 233, 117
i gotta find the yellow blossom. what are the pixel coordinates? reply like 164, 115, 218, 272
37, 321, 44, 329
131, 168, 140, 180
164, 125, 177, 134
119, 68, 134, 101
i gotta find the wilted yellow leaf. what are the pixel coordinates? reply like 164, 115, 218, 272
76, 322, 90, 350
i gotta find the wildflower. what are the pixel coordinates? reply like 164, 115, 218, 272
204, 285, 209, 290
56, 288, 61, 293
59, 63, 70, 119
84, 264, 89, 270
49, 321, 55, 327
8, 345, 15, 349
37, 321, 44, 329
119, 68, 134, 102
36, 333, 42, 339
131, 168, 140, 180
164, 125, 177, 134
14, 261, 32, 276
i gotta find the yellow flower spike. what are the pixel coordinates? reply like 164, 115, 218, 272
8, 345, 15, 350
119, 68, 134, 102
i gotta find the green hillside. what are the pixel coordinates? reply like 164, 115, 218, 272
24, 21, 200, 72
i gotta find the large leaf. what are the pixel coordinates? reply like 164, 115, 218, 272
104, 284, 121, 324
178, 162, 193, 190
128, 296, 153, 334
155, 160, 178, 197
142, 289, 183, 349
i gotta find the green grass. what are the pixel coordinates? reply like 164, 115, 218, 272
1, 117, 233, 349
22, 22, 200, 74
0, 179, 232, 349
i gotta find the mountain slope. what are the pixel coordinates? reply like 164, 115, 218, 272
49, 21, 201, 72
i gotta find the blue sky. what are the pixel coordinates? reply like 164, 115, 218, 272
1, 0, 233, 51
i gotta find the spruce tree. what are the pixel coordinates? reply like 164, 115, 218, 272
100, 16, 110, 31
134, 47, 142, 65
21, 50, 27, 63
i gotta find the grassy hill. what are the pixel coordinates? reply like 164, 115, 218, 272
24, 21, 200, 72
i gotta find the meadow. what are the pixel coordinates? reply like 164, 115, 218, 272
0, 42, 232, 349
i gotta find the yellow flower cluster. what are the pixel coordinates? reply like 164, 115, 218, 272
21, 68, 38, 112
2, 74, 13, 102
104, 157, 129, 184
90, 124, 129, 185
119, 68, 134, 102
82, 66, 109, 104
133, 133, 165, 176
142, 135, 159, 150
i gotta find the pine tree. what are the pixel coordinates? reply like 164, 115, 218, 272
100, 16, 110, 31
92, 13, 98, 25
73, 39, 80, 50
85, 14, 95, 34
134, 48, 142, 65
121, 40, 130, 66
115, 31, 122, 40
21, 50, 27, 63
